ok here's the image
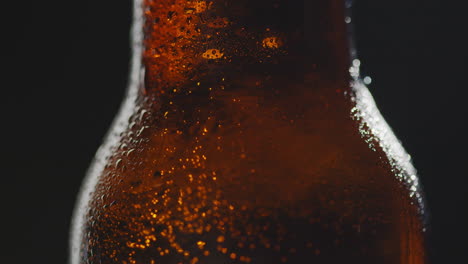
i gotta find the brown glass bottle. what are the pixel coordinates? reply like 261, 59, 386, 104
71, 0, 427, 263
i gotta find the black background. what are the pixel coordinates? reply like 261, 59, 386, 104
1, 0, 466, 263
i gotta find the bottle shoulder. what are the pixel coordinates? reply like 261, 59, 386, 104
85, 82, 421, 208
71, 82, 426, 264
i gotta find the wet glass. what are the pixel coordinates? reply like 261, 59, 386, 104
71, 1, 427, 263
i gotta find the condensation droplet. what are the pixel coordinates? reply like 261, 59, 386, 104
363, 76, 372, 85
202, 49, 224, 59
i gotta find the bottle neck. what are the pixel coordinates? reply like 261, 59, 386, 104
131, 0, 351, 97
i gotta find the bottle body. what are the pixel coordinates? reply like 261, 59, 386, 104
71, 0, 426, 263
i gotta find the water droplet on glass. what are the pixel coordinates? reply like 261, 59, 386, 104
363, 76, 372, 85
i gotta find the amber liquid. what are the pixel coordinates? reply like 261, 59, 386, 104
72, 0, 427, 263
80, 87, 425, 263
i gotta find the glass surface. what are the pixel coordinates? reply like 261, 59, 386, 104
71, 1, 426, 263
